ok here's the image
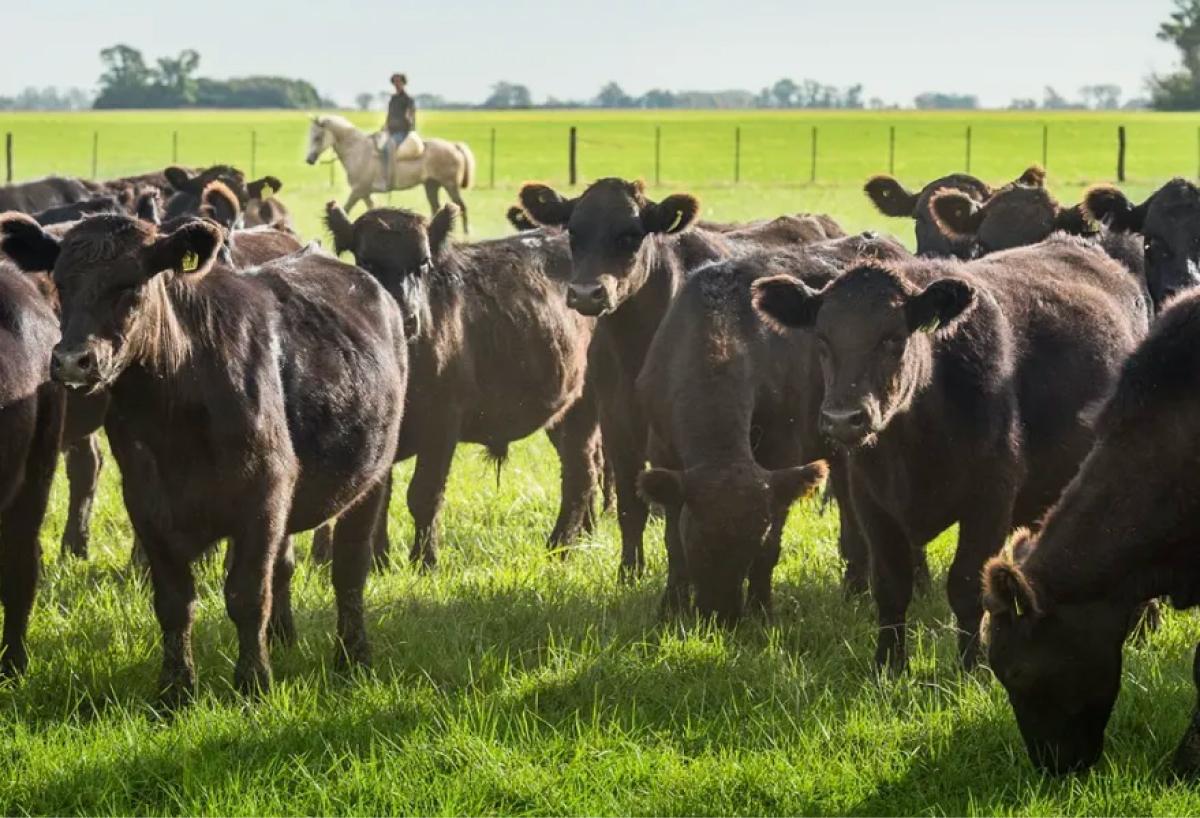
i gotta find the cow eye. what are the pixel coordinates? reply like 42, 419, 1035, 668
619, 231, 642, 251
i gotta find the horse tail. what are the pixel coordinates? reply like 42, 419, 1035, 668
453, 142, 475, 190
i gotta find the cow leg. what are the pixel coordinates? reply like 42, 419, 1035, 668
423, 180, 440, 216
444, 183, 470, 235
332, 479, 387, 669
370, 468, 394, 570
602, 410, 648, 581
268, 536, 297, 648
1174, 642, 1200, 777
746, 518, 784, 620
952, 491, 1015, 670
61, 434, 103, 559
545, 397, 601, 554
143, 538, 198, 706
0, 396, 58, 677
311, 522, 334, 564
407, 416, 460, 569
225, 510, 285, 695
829, 460, 868, 596
856, 494, 913, 674
659, 503, 691, 615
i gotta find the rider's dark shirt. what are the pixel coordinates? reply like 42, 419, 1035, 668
386, 92, 416, 134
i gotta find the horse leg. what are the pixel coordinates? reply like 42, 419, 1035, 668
423, 180, 440, 216
343, 191, 362, 213
444, 183, 469, 235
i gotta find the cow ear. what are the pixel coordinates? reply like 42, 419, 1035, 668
864, 175, 919, 218
164, 166, 194, 191
930, 189, 986, 240
199, 181, 241, 230
518, 183, 575, 227
428, 204, 457, 260
1054, 203, 1093, 235
637, 468, 684, 508
323, 201, 355, 256
905, 278, 976, 337
135, 189, 161, 224
752, 274, 823, 330
506, 206, 537, 232
642, 193, 700, 234
1017, 165, 1046, 187
982, 554, 1042, 618
0, 212, 61, 272
769, 461, 829, 512
1083, 185, 1149, 233
143, 219, 223, 279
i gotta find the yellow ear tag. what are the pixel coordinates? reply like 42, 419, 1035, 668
181, 251, 200, 273
1013, 597, 1024, 618
919, 317, 940, 335
666, 210, 685, 233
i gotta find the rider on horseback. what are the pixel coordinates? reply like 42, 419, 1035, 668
381, 73, 417, 184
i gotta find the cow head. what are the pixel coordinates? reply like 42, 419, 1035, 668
864, 173, 992, 258
518, 178, 699, 316
0, 213, 221, 390
324, 201, 452, 338
982, 536, 1131, 775
753, 263, 975, 448
638, 461, 827, 623
163, 165, 247, 219
247, 176, 283, 202
1086, 179, 1197, 312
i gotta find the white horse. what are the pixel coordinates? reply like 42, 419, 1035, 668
306, 114, 476, 232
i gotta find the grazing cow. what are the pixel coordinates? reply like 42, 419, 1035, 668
0, 212, 407, 702
243, 176, 291, 230
518, 177, 844, 584
865, 167, 1044, 258
637, 232, 910, 619
0, 176, 92, 213
0, 259, 65, 676
1082, 178, 1200, 312
323, 202, 601, 565
753, 235, 1148, 670
983, 289, 1200, 775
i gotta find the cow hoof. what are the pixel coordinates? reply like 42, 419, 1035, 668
156, 673, 197, 710
0, 647, 28, 679
1172, 728, 1200, 779
268, 616, 297, 648
334, 638, 372, 671
234, 663, 272, 697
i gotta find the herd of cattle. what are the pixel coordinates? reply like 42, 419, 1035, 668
0, 159, 1197, 777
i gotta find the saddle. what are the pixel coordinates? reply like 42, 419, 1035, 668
373, 130, 425, 161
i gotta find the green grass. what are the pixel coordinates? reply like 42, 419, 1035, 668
1, 109, 1199, 815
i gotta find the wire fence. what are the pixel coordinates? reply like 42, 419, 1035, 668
4, 114, 1200, 192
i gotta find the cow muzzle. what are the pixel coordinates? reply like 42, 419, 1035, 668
51, 345, 100, 390
566, 281, 612, 316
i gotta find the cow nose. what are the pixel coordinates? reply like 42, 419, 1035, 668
51, 347, 96, 387
821, 407, 869, 440
567, 282, 608, 315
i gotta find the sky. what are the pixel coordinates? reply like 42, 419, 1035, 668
0, 0, 1183, 107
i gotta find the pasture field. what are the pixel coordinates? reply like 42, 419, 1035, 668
1, 109, 1200, 815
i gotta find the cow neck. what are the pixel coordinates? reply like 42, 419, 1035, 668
598, 234, 686, 373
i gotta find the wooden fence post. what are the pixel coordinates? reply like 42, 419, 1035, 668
1042, 124, 1049, 170
965, 126, 972, 173
734, 126, 741, 184
250, 130, 257, 178
1117, 125, 1126, 183
172, 131, 178, 164
489, 127, 496, 189
810, 126, 818, 183
4, 133, 11, 183
91, 132, 98, 179
888, 125, 895, 175
568, 126, 578, 186
654, 125, 661, 186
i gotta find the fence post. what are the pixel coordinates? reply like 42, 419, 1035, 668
250, 130, 257, 178
734, 126, 741, 184
965, 126, 972, 173
172, 131, 178, 164
91, 132, 98, 179
568, 126, 578, 186
489, 127, 496, 189
888, 125, 895, 175
329, 157, 335, 189
4, 133, 11, 183
1117, 125, 1126, 183
655, 125, 661, 186
810, 126, 818, 183
1042, 124, 1049, 170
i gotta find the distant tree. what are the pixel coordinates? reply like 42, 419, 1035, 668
94, 44, 155, 108
594, 81, 633, 108
1042, 86, 1075, 109
0, 86, 94, 111
1008, 97, 1038, 110
771, 78, 797, 108
639, 88, 677, 108
1151, 0, 1200, 109
355, 92, 374, 111
843, 84, 864, 109
1080, 84, 1122, 109
914, 92, 978, 109
155, 49, 201, 104
413, 93, 447, 109
482, 81, 532, 109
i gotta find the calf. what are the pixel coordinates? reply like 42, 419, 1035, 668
637, 233, 910, 619
0, 212, 407, 703
1082, 178, 1200, 312
519, 177, 844, 584
865, 167, 1043, 257
0, 260, 65, 676
754, 235, 1148, 670
324, 202, 601, 565
983, 289, 1200, 775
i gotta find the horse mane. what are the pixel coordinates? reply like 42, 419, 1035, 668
316, 114, 358, 133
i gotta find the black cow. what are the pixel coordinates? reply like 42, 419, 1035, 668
0, 176, 92, 213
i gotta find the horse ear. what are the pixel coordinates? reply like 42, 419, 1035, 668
428, 204, 457, 260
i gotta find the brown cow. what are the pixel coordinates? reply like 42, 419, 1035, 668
0, 212, 408, 703
754, 235, 1148, 671
323, 202, 601, 565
